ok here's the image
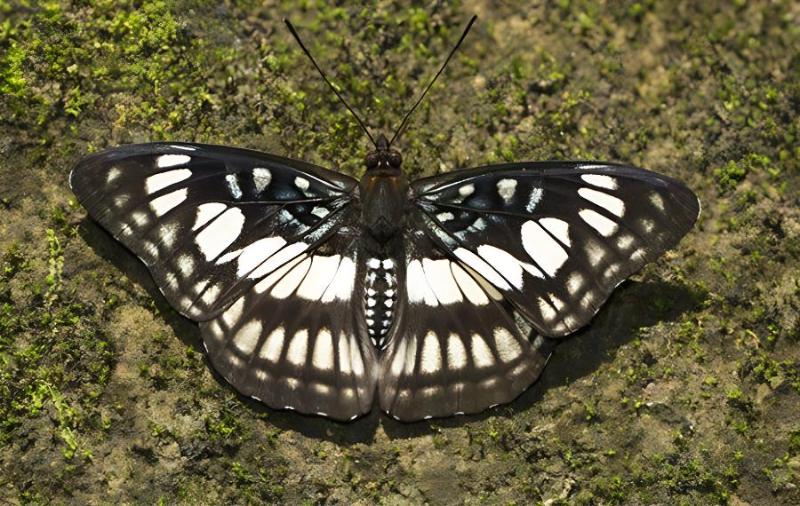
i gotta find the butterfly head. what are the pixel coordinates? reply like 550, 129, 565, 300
366, 133, 402, 171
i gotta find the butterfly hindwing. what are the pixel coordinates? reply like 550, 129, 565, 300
378, 216, 552, 421
70, 142, 357, 321
412, 161, 700, 337
201, 222, 378, 421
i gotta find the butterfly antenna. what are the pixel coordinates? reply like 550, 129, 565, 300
389, 15, 477, 147
284, 19, 377, 148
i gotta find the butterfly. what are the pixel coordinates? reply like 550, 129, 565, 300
69, 16, 699, 422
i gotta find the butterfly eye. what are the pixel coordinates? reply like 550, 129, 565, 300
389, 151, 402, 168
365, 152, 379, 169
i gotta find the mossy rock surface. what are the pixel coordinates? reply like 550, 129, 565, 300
1, 1, 799, 504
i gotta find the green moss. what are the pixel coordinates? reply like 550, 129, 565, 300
0, 41, 26, 95
205, 405, 242, 443
713, 153, 772, 192
0, 225, 115, 471
748, 352, 800, 394
789, 429, 800, 456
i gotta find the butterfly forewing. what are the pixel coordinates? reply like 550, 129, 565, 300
412, 162, 700, 337
70, 143, 357, 321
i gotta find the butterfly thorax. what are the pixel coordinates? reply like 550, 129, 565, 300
359, 171, 408, 242
360, 134, 408, 243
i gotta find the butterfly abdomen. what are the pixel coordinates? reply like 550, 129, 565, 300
363, 254, 399, 350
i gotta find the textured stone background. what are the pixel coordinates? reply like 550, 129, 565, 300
1, 0, 799, 503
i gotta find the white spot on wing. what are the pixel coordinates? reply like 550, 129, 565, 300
294, 176, 310, 191
584, 241, 607, 266
470, 334, 495, 368
286, 329, 309, 366
539, 217, 571, 247
650, 192, 665, 212
493, 327, 523, 362
617, 234, 635, 250
471, 217, 487, 231
253, 255, 304, 294
458, 184, 475, 197
145, 168, 192, 194
233, 320, 263, 354
296, 255, 341, 300
521, 220, 569, 277
581, 174, 618, 190
567, 272, 585, 295
312, 384, 331, 396
477, 245, 524, 289
538, 297, 558, 322
271, 257, 312, 298
496, 178, 517, 200
192, 202, 227, 231
459, 263, 504, 300
579, 209, 618, 237
157, 223, 179, 248
579, 187, 625, 217
337, 332, 352, 374
312, 328, 334, 370
194, 207, 245, 261
349, 334, 365, 377
422, 258, 463, 304
447, 333, 468, 370
259, 326, 285, 362
450, 263, 489, 306
201, 284, 220, 306
177, 254, 194, 278
149, 188, 187, 217
320, 256, 356, 302
402, 335, 417, 376
521, 261, 546, 279
390, 337, 407, 376
113, 194, 129, 208
222, 296, 245, 327
252, 168, 271, 193
406, 259, 439, 306
605, 262, 622, 280
157, 154, 190, 169
165, 272, 178, 291
453, 248, 512, 291
225, 174, 242, 199
420, 331, 442, 374
236, 237, 287, 278
207, 321, 223, 341
526, 187, 544, 212
131, 211, 149, 227
106, 167, 121, 184
249, 242, 308, 279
